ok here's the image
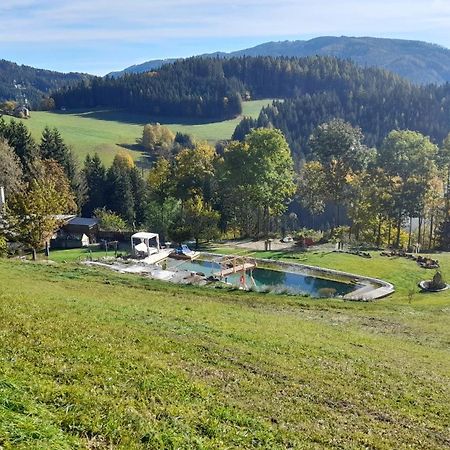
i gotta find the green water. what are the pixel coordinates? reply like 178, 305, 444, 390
167, 259, 358, 297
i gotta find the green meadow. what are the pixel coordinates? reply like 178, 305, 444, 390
0, 250, 449, 449
15, 100, 272, 166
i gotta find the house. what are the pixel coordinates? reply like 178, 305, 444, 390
51, 217, 99, 249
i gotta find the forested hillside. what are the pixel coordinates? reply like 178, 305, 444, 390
54, 56, 450, 157
0, 59, 91, 109
110, 36, 450, 85
234, 82, 450, 161
52, 59, 245, 120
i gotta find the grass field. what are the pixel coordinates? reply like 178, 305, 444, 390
0, 250, 449, 449
13, 100, 272, 166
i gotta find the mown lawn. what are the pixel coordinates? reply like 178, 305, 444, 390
12, 100, 272, 166
0, 252, 449, 449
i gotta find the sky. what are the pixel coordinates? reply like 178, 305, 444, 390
1, 0, 450, 75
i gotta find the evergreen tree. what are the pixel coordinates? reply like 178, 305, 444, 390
40, 127, 77, 180
129, 166, 147, 225
82, 153, 107, 216
0, 118, 38, 174
105, 153, 136, 225
174, 132, 195, 150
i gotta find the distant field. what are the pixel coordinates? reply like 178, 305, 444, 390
0, 250, 449, 448
14, 100, 272, 166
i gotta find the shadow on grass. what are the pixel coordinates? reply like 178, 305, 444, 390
57, 108, 236, 126
113, 142, 154, 169
118, 142, 142, 152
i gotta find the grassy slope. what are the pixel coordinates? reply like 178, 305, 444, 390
14, 100, 271, 166
0, 251, 449, 449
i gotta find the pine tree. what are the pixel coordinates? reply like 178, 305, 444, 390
82, 153, 107, 216
105, 154, 136, 225
39, 127, 78, 185
0, 119, 38, 174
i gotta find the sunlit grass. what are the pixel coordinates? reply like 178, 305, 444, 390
14, 100, 272, 166
0, 250, 449, 448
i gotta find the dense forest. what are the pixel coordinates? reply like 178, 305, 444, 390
0, 59, 90, 109
52, 59, 245, 120
233, 82, 450, 161
110, 37, 450, 85
53, 56, 450, 151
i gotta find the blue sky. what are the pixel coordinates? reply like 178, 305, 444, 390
1, 0, 450, 75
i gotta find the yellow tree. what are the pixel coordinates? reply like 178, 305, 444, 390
309, 119, 375, 228
0, 139, 23, 196
142, 123, 175, 158
173, 142, 216, 202
7, 160, 76, 260
114, 151, 135, 170
184, 195, 220, 248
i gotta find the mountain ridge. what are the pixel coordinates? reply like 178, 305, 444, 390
0, 59, 92, 108
107, 36, 450, 85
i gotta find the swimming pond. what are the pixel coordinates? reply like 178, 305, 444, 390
166, 259, 360, 297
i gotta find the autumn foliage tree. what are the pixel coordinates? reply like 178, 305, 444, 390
7, 160, 76, 259
141, 123, 175, 159
0, 139, 23, 197
308, 119, 375, 228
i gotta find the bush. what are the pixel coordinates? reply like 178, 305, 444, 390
94, 208, 127, 232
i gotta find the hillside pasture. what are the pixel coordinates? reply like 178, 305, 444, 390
13, 100, 272, 166
0, 250, 449, 448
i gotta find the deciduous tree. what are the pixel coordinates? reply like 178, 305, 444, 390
308, 119, 375, 228
7, 160, 76, 260
0, 139, 23, 197
379, 130, 438, 247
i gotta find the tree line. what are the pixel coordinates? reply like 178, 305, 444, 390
232, 84, 450, 163
297, 119, 450, 250
1, 116, 449, 257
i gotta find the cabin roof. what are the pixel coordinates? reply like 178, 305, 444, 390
67, 217, 99, 227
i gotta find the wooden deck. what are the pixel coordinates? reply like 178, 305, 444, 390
215, 262, 256, 277
143, 249, 173, 265
212, 256, 257, 278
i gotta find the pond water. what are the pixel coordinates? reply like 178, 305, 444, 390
166, 259, 358, 297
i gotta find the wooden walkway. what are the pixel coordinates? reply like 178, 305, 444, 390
213, 256, 257, 278
215, 263, 256, 277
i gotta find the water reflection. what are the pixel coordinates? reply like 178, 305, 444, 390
167, 259, 355, 298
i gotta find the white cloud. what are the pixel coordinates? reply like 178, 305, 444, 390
0, 0, 449, 45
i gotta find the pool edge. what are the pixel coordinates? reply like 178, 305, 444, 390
202, 252, 395, 301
